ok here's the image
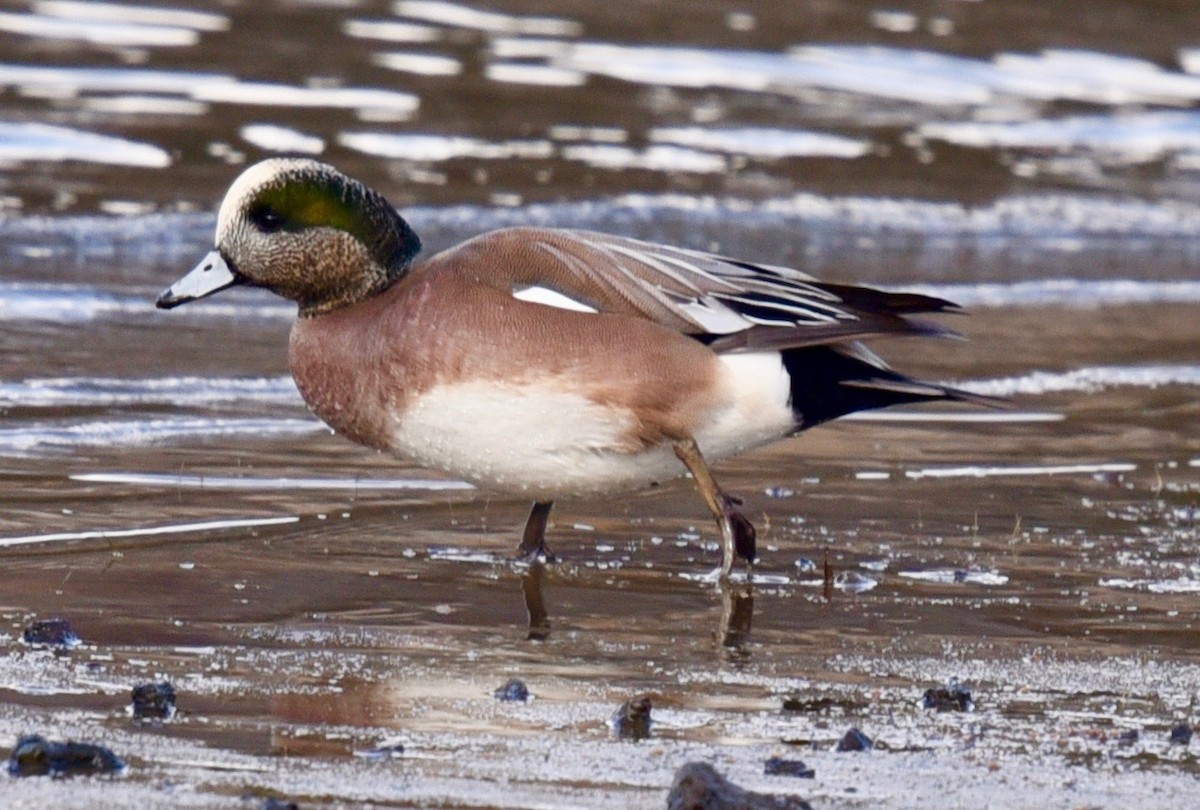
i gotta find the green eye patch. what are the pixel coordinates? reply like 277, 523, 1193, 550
249, 166, 420, 273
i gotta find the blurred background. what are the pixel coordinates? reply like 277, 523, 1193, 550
2, 0, 1199, 214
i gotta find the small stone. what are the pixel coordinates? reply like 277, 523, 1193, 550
1117, 728, 1139, 746
1169, 723, 1192, 746
131, 682, 177, 721
21, 618, 80, 647
7, 735, 124, 777
356, 740, 404, 760
493, 677, 530, 702
780, 695, 862, 714
763, 756, 814, 778
921, 679, 973, 712
835, 726, 873, 752
260, 799, 300, 810
612, 694, 652, 740
668, 762, 813, 810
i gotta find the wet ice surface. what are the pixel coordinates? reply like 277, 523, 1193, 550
3, 269, 1198, 806
3, 0, 1200, 806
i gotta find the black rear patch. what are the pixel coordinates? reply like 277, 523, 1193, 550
783, 346, 960, 429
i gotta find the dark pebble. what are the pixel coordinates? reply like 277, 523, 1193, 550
763, 756, 814, 779
781, 695, 863, 714
261, 799, 300, 810
493, 677, 530, 702
358, 741, 404, 760
612, 694, 652, 740
21, 618, 80, 647
1169, 723, 1192, 746
922, 679, 973, 712
7, 734, 124, 777
668, 762, 813, 810
835, 726, 873, 752
131, 681, 177, 721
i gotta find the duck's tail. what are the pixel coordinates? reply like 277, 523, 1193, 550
782, 344, 1001, 431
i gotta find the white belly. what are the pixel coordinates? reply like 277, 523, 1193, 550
386, 353, 796, 499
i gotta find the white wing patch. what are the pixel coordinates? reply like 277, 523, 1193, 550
676, 297, 755, 334
512, 285, 599, 313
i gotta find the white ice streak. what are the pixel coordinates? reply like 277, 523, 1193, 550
549, 43, 1200, 108
561, 143, 726, 173
34, 1, 228, 32
845, 411, 1062, 423
485, 62, 586, 87
343, 18, 442, 43
0, 375, 303, 409
1099, 577, 1200, 594
490, 37, 574, 60
990, 49, 1200, 106
904, 279, 1200, 309
958, 365, 1200, 397
610, 192, 1200, 246
0, 122, 169, 167
0, 516, 299, 549
192, 82, 419, 115
920, 111, 1200, 163
905, 462, 1136, 480
393, 1, 581, 37
373, 51, 462, 76
0, 417, 321, 456
0, 282, 131, 321
0, 282, 292, 323
240, 124, 325, 155
0, 63, 233, 95
0, 64, 419, 116
649, 126, 870, 159
339, 132, 552, 161
73, 472, 474, 491
899, 570, 1009, 586
80, 95, 207, 115
1181, 47, 1200, 75
0, 10, 200, 47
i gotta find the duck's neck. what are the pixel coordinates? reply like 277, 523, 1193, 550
288, 285, 417, 449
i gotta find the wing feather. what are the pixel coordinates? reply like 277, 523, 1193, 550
442, 227, 960, 353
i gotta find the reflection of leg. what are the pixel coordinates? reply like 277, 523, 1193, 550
515, 500, 555, 562
673, 438, 757, 579
717, 580, 754, 652
521, 562, 550, 640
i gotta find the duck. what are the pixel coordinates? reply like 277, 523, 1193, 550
157, 157, 988, 579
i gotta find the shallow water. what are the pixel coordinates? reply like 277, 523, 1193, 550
2, 1, 1200, 807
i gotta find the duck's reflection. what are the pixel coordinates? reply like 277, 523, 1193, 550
521, 562, 550, 640
717, 582, 754, 657
517, 561, 755, 653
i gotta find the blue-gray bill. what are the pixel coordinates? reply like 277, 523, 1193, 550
156, 250, 239, 309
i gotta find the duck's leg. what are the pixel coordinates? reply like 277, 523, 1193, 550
673, 438, 757, 579
515, 500, 556, 562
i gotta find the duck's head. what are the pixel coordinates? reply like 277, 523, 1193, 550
157, 158, 421, 315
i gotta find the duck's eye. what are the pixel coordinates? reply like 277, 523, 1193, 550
249, 205, 285, 233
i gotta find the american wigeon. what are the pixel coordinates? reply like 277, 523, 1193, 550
158, 158, 987, 578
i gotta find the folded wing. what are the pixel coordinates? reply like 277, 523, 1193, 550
466, 227, 959, 353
